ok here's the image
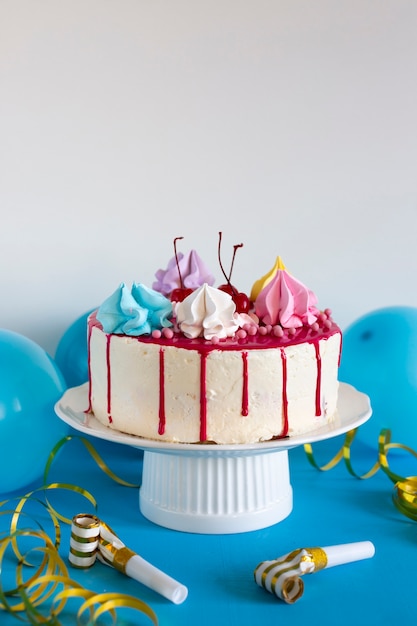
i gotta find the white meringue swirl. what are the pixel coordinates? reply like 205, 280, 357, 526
176, 284, 241, 339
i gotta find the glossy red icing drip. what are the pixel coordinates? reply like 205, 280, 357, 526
86, 321, 93, 413
158, 348, 166, 435
280, 348, 289, 436
314, 341, 322, 416
241, 351, 249, 416
106, 334, 112, 423
199, 351, 208, 441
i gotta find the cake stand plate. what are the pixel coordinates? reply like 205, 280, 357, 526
55, 383, 371, 534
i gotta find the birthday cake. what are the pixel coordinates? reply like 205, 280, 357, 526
86, 236, 341, 444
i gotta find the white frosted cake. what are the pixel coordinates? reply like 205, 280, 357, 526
86, 241, 341, 444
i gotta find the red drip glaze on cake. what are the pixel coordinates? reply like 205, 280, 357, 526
87, 312, 341, 442
86, 322, 94, 413
106, 334, 112, 423
241, 351, 249, 417
280, 348, 289, 437
314, 342, 322, 417
158, 348, 165, 435
199, 351, 208, 441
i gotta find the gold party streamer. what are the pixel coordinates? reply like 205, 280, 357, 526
392, 478, 417, 521
5, 483, 95, 562
44, 435, 141, 489
39, 434, 140, 526
343, 428, 382, 479
39, 482, 98, 525
304, 427, 417, 520
0, 527, 66, 616
304, 428, 380, 478
1, 498, 61, 576
77, 592, 158, 625
0, 435, 157, 624
0, 508, 158, 624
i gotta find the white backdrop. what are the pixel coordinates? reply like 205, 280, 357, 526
1, 0, 417, 356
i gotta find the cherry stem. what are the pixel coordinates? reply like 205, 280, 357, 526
173, 236, 184, 289
218, 232, 229, 283
218, 232, 238, 296
228, 244, 243, 281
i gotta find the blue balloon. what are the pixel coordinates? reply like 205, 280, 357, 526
339, 306, 417, 449
0, 330, 68, 494
55, 310, 94, 388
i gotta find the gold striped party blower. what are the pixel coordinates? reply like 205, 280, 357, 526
69, 513, 188, 605
254, 541, 375, 604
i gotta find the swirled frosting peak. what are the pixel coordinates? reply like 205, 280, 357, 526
153, 250, 215, 296
255, 263, 319, 328
176, 283, 244, 340
97, 283, 173, 336
250, 256, 286, 302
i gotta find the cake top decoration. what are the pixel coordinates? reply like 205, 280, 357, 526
217, 231, 250, 313
253, 258, 319, 328
152, 237, 215, 299
97, 283, 173, 336
176, 283, 253, 340
250, 256, 286, 302
95, 236, 329, 340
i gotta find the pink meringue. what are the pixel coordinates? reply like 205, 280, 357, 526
255, 264, 319, 328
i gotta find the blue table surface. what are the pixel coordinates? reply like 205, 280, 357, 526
1, 428, 415, 625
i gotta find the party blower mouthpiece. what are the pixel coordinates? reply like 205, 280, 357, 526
254, 540, 375, 604
69, 513, 188, 605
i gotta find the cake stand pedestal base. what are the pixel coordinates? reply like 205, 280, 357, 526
139, 449, 293, 534
55, 383, 372, 535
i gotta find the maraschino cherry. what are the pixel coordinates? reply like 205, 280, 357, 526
217, 232, 250, 313
170, 237, 193, 302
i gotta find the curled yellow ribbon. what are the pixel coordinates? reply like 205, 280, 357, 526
0, 435, 157, 624
0, 523, 156, 624
44, 435, 141, 491
304, 428, 417, 521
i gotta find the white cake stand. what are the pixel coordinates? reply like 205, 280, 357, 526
55, 383, 371, 534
